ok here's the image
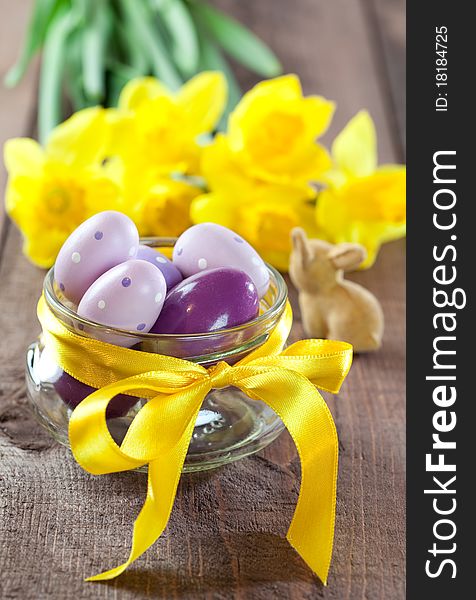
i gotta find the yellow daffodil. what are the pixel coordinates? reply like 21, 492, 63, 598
239, 200, 321, 270
192, 190, 318, 271
191, 74, 333, 269
4, 69, 406, 276
225, 74, 334, 187
316, 111, 406, 267
109, 72, 227, 177
125, 176, 202, 238
200, 132, 315, 200
4, 108, 120, 267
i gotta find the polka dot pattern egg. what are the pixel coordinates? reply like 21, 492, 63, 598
135, 244, 183, 290
53, 212, 272, 345
77, 260, 166, 347
172, 223, 270, 298
54, 211, 139, 304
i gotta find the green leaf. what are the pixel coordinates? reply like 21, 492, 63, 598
65, 28, 89, 111
106, 59, 142, 82
81, 0, 113, 102
196, 30, 241, 130
115, 20, 150, 74
189, 1, 282, 78
106, 67, 130, 108
4, 0, 66, 87
38, 7, 78, 143
153, 0, 199, 77
118, 0, 183, 90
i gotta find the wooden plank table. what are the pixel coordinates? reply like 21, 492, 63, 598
0, 1, 405, 598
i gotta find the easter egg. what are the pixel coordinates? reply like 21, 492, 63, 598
172, 223, 270, 298
36, 347, 137, 418
54, 372, 139, 419
77, 259, 166, 346
151, 267, 259, 334
135, 244, 183, 290
54, 211, 140, 304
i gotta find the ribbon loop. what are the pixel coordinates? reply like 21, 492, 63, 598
37, 295, 353, 585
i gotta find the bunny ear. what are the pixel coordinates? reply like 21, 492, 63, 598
328, 243, 367, 271
291, 228, 313, 265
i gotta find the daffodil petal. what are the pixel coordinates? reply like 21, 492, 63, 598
46, 107, 109, 168
4, 174, 41, 222
193, 193, 317, 272
104, 109, 136, 157
121, 177, 199, 237
331, 110, 377, 179
118, 77, 170, 111
201, 134, 252, 194
347, 221, 404, 268
375, 164, 407, 175
190, 192, 237, 228
315, 169, 406, 270
177, 71, 227, 134
22, 227, 69, 268
242, 141, 332, 187
321, 168, 348, 188
4, 138, 44, 177
226, 74, 335, 188
228, 75, 301, 150
83, 176, 122, 214
302, 96, 335, 138
241, 74, 302, 101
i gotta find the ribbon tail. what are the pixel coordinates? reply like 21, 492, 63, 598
238, 368, 338, 585
85, 409, 200, 582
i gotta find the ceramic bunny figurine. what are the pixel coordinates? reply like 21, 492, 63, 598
289, 228, 384, 352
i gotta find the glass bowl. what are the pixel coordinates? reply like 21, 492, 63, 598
25, 237, 288, 472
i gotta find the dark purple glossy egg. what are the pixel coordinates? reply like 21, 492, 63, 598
150, 267, 259, 334
135, 244, 183, 290
54, 371, 139, 419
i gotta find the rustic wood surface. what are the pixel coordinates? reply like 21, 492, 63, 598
0, 1, 405, 598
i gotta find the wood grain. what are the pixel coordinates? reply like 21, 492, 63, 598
0, 0, 37, 234
0, 1, 405, 598
365, 0, 406, 155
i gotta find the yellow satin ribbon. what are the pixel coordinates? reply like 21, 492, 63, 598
37, 294, 352, 584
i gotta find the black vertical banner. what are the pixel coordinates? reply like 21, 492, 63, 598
407, 2, 474, 598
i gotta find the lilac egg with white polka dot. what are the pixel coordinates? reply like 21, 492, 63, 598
135, 245, 183, 290
54, 211, 140, 304
77, 260, 166, 347
172, 223, 270, 298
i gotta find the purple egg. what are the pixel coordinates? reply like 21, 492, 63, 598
77, 260, 166, 347
36, 349, 137, 418
151, 267, 259, 334
135, 245, 183, 290
54, 371, 139, 419
54, 211, 140, 304
173, 223, 270, 298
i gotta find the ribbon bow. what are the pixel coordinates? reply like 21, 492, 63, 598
37, 295, 352, 584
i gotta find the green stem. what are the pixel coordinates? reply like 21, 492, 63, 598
189, 0, 282, 78
118, 0, 182, 90
38, 6, 77, 143
196, 29, 241, 130
4, 0, 64, 87
82, 0, 112, 102
116, 20, 150, 75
